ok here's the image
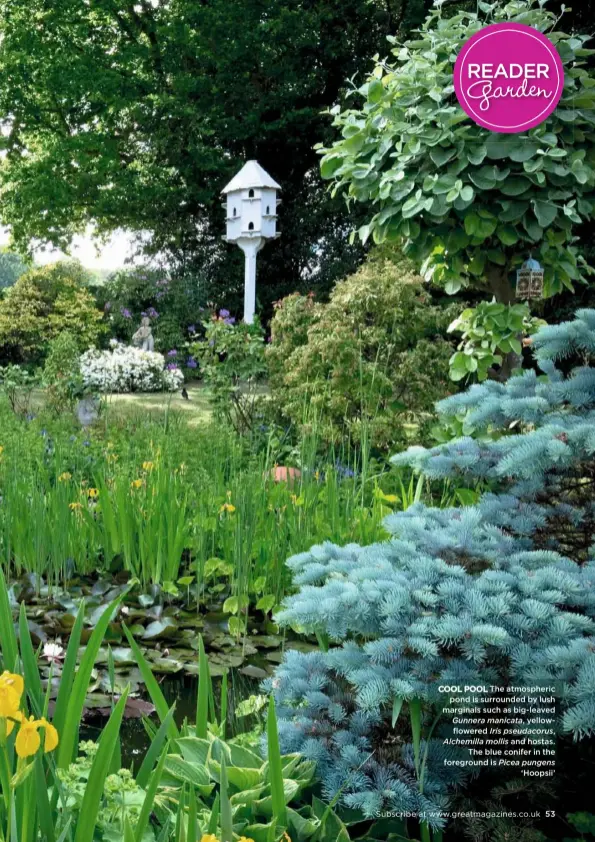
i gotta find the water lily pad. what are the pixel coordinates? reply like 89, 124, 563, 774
248, 635, 282, 649
285, 641, 318, 654
142, 619, 177, 639
265, 651, 284, 664
239, 665, 269, 680
110, 647, 135, 665
210, 651, 244, 668
150, 657, 183, 674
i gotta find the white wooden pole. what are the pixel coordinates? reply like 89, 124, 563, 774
240, 238, 262, 324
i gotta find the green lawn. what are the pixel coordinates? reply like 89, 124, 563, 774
101, 381, 212, 425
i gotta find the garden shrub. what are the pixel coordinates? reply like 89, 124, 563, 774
0, 261, 104, 364
270, 309, 595, 827
80, 341, 183, 393
192, 312, 267, 435
267, 249, 459, 451
43, 331, 85, 414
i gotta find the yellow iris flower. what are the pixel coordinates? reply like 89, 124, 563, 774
15, 716, 59, 758
0, 672, 23, 717
0, 673, 59, 758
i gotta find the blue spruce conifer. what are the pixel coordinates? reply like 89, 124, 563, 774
269, 310, 595, 826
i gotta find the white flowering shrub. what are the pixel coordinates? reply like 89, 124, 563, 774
80, 342, 184, 393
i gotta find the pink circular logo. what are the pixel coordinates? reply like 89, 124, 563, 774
454, 23, 564, 133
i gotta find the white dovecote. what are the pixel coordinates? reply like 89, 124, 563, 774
222, 161, 281, 324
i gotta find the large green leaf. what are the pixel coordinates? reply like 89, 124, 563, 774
0, 569, 18, 671
532, 200, 558, 228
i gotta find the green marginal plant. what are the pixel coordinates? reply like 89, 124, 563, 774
0, 569, 18, 671
136, 706, 176, 790
57, 593, 126, 769
0, 576, 149, 842
196, 636, 209, 740
219, 754, 233, 842
73, 691, 129, 842
122, 625, 179, 742
0, 401, 395, 602
135, 747, 168, 842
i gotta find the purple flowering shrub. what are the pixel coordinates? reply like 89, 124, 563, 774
97, 266, 208, 366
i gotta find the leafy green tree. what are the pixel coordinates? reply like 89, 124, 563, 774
319, 0, 595, 377
0, 0, 423, 312
0, 262, 104, 364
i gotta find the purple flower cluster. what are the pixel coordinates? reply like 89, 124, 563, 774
141, 307, 159, 319
166, 362, 179, 371
121, 307, 132, 319
167, 349, 177, 357
186, 357, 198, 369
219, 309, 236, 325
335, 461, 356, 479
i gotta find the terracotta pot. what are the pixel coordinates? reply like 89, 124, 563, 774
269, 466, 301, 484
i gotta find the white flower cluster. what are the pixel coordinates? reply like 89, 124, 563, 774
80, 343, 184, 393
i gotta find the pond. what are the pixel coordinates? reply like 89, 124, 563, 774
80, 667, 263, 768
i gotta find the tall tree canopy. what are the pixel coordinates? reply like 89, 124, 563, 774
0, 0, 431, 313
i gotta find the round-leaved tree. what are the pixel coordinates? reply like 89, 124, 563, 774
319, 0, 595, 379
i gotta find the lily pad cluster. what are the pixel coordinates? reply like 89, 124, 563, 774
8, 574, 316, 719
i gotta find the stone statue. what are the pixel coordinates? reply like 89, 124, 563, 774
76, 394, 100, 427
132, 316, 155, 352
